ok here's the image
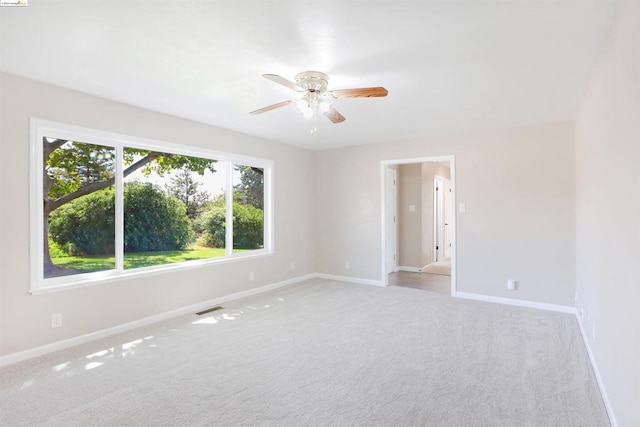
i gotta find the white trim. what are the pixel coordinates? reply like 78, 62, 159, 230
30, 118, 274, 293
380, 165, 388, 284
454, 291, 575, 313
449, 158, 457, 296
31, 118, 270, 167
384, 167, 398, 275
29, 119, 44, 290
381, 156, 455, 166
225, 162, 234, 254
575, 314, 618, 427
263, 163, 274, 253
313, 273, 385, 287
30, 251, 274, 295
115, 146, 124, 270
397, 266, 422, 273
434, 175, 443, 262
0, 274, 315, 367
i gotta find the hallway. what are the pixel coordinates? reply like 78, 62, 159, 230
388, 271, 451, 295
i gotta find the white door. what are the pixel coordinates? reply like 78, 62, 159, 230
434, 177, 445, 261
385, 168, 397, 273
443, 178, 452, 258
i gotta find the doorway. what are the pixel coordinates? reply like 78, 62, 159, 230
381, 156, 456, 295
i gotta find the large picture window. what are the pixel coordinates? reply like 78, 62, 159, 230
31, 120, 272, 292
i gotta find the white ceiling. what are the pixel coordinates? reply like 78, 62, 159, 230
0, 1, 617, 150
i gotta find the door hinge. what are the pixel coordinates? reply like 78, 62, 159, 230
436, 245, 439, 250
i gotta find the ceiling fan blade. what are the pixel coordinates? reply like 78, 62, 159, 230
249, 100, 293, 115
324, 106, 346, 123
263, 74, 305, 92
328, 87, 388, 99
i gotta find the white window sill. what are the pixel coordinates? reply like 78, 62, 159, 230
30, 250, 274, 295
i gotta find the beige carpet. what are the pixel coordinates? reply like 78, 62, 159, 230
0, 279, 609, 426
422, 257, 451, 276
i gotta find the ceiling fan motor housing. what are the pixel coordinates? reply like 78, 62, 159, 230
295, 71, 328, 94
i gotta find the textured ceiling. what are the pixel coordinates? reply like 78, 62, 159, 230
0, 1, 617, 150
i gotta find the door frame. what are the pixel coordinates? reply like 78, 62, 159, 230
443, 177, 452, 259
385, 168, 398, 274
380, 155, 456, 295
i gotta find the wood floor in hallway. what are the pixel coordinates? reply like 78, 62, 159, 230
388, 271, 451, 294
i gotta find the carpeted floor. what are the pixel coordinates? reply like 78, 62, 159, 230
0, 279, 609, 426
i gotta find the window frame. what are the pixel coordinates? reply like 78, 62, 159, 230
30, 118, 274, 294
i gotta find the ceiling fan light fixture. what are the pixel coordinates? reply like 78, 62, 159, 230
251, 71, 388, 129
318, 99, 331, 114
295, 99, 314, 118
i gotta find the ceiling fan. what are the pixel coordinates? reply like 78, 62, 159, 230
250, 71, 388, 126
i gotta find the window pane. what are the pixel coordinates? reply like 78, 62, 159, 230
44, 138, 116, 278
123, 148, 225, 269
232, 165, 264, 252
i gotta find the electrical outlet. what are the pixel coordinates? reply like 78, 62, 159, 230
249, 272, 255, 281
345, 261, 350, 270
51, 313, 62, 328
507, 280, 517, 291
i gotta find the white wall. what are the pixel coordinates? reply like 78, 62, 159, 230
575, 2, 640, 425
316, 122, 576, 306
0, 73, 316, 356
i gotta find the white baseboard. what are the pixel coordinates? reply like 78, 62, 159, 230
397, 266, 422, 273
454, 291, 576, 314
0, 274, 314, 368
312, 273, 385, 287
575, 314, 618, 427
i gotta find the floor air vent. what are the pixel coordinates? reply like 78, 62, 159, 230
196, 306, 224, 315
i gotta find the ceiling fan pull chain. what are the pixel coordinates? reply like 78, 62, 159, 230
310, 108, 318, 135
